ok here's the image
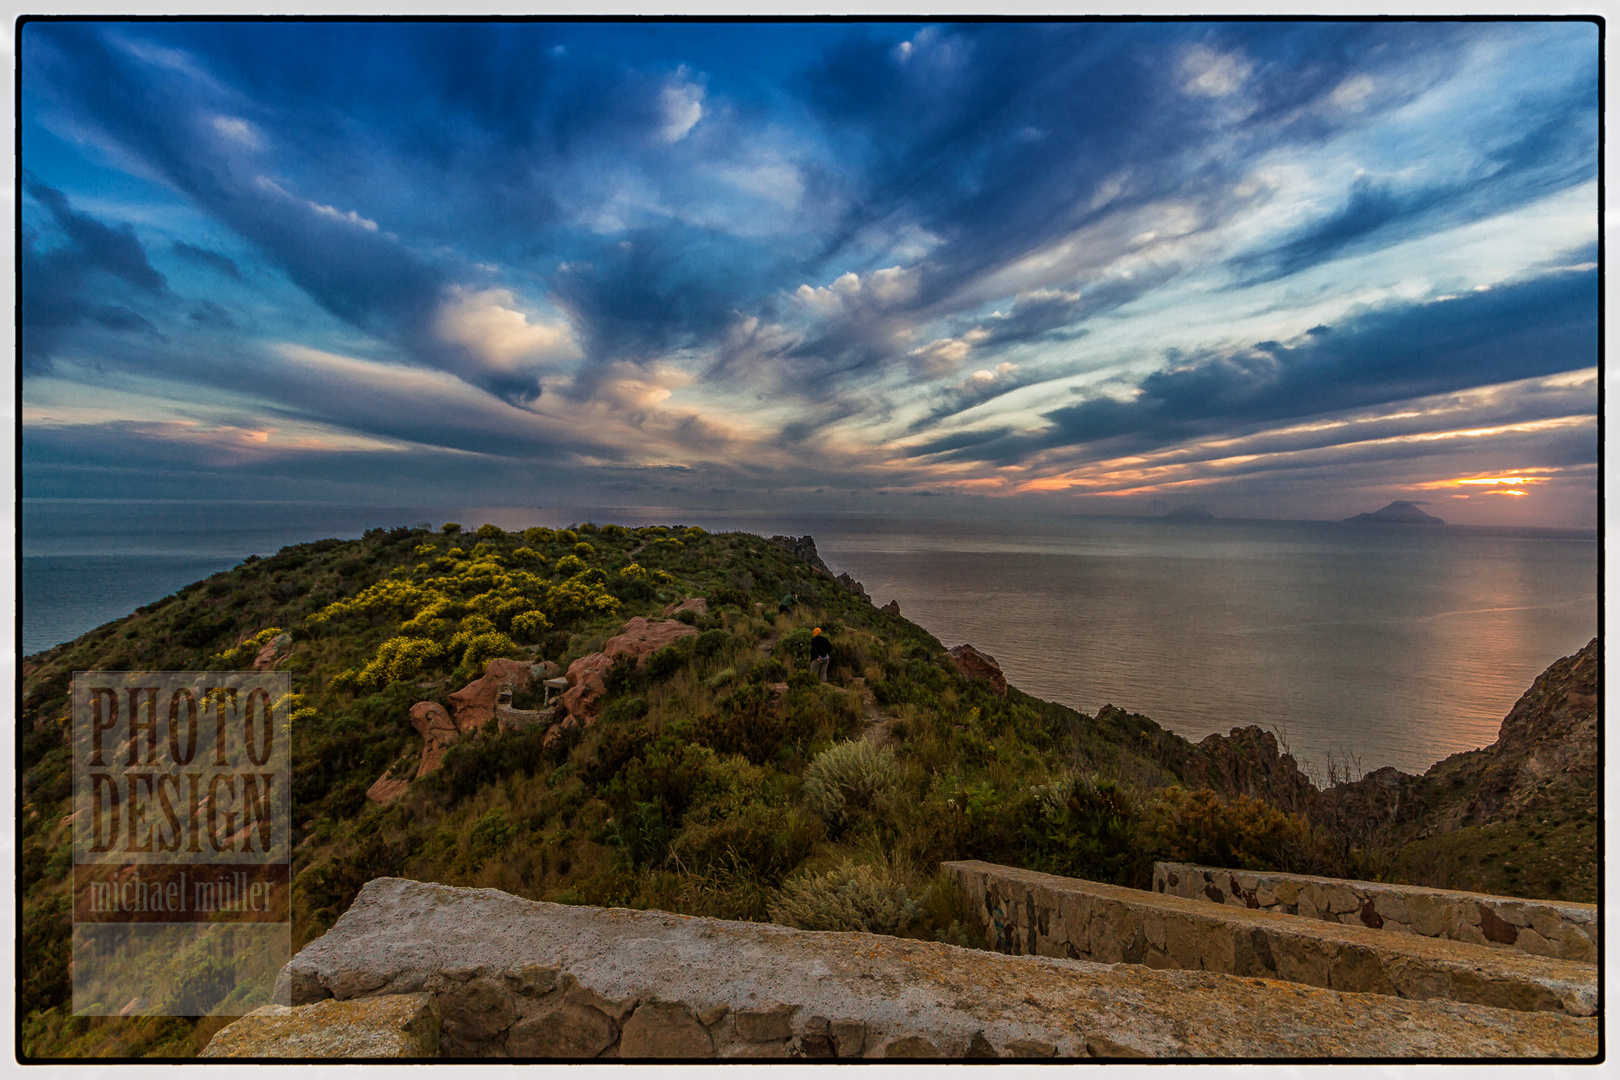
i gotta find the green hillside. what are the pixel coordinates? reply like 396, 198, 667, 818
15, 522, 1590, 1058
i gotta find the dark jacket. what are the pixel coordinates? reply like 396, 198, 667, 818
810, 634, 832, 661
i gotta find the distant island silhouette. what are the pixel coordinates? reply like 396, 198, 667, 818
1344, 501, 1445, 525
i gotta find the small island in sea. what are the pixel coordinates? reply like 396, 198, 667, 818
1344, 501, 1446, 525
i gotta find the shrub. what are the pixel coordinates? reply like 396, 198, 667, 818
768, 861, 922, 935
557, 529, 578, 545
694, 628, 731, 658
511, 610, 551, 641
555, 554, 586, 576
620, 563, 649, 580
644, 640, 693, 682
460, 631, 518, 671
442, 522, 461, 534
573, 542, 595, 558
512, 547, 544, 562
802, 740, 898, 825
1147, 786, 1306, 872
523, 527, 554, 544
1022, 773, 1143, 885
546, 579, 620, 622
356, 636, 444, 688
669, 803, 820, 882
476, 524, 505, 538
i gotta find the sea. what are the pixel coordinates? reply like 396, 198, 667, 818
19, 499, 1599, 778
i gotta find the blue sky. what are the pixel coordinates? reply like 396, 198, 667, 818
20, 20, 1599, 526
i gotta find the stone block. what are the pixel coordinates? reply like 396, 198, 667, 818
1557, 927, 1597, 964
1514, 928, 1556, 959
1324, 885, 1361, 914
1198, 919, 1237, 974
564, 978, 639, 1022
619, 1001, 714, 1058
504, 964, 559, 997
1003, 1038, 1057, 1057
202, 993, 439, 1058
1272, 879, 1299, 906
882, 1035, 943, 1057
1408, 895, 1448, 938
1373, 892, 1410, 925
440, 976, 517, 1046
1496, 902, 1531, 928
829, 1019, 866, 1057
507, 1003, 615, 1058
734, 1002, 796, 1042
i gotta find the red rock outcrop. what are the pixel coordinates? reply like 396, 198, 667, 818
662, 597, 708, 618
253, 633, 292, 671
947, 644, 1007, 697
446, 658, 536, 732
367, 701, 462, 804
559, 617, 699, 724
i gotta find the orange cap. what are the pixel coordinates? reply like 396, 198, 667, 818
813, 627, 822, 635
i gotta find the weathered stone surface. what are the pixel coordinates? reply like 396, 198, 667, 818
561, 617, 700, 723
881, 599, 900, 616
619, 1001, 713, 1058
279, 877, 1596, 1059
202, 993, 438, 1058
946, 644, 1007, 696
507, 1003, 615, 1058
1154, 862, 1598, 962
661, 597, 708, 618
950, 861, 1597, 1019
447, 658, 536, 732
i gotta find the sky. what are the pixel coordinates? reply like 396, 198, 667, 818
19, 19, 1601, 527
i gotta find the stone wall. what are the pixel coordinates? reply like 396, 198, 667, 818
245, 877, 1595, 1059
1153, 862, 1599, 963
942, 860, 1596, 1017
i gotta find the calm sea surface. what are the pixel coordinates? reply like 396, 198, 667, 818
20, 500, 1598, 776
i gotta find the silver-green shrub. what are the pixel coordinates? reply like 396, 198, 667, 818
801, 739, 897, 824
767, 861, 922, 935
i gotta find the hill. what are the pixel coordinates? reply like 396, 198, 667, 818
1344, 501, 1445, 524
15, 523, 1596, 1057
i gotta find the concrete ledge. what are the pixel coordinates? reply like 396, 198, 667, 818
273, 877, 1594, 1059
1154, 862, 1598, 962
944, 861, 1596, 1017
201, 993, 439, 1057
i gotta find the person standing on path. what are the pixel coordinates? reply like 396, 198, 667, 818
809, 626, 832, 682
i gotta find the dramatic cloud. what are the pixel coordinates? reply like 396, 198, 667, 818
18, 20, 1601, 525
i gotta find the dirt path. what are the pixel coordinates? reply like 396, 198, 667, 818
849, 676, 899, 746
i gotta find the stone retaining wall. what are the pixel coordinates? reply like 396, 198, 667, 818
942, 860, 1596, 1017
1153, 862, 1598, 963
253, 877, 1595, 1059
